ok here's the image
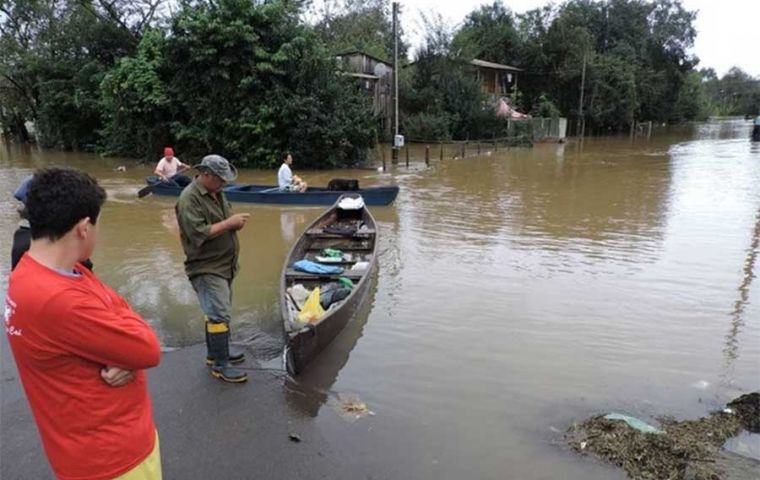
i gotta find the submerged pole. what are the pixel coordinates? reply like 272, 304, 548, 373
391, 1, 399, 164
577, 51, 587, 138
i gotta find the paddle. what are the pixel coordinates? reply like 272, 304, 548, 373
137, 185, 153, 198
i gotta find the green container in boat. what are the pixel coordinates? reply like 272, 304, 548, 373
321, 248, 343, 258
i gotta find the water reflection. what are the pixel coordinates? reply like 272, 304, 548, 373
721, 206, 760, 388
696, 118, 753, 141
279, 210, 308, 245
398, 139, 673, 271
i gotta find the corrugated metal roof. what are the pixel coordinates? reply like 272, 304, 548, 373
335, 50, 392, 67
470, 59, 523, 72
343, 72, 380, 80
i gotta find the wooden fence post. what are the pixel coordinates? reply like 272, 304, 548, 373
425, 145, 430, 166
405, 146, 409, 168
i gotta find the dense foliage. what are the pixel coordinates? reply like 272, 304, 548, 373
400, 14, 504, 141
702, 67, 760, 117
446, 0, 710, 131
2, 0, 758, 156
313, 0, 407, 62
2, 0, 376, 167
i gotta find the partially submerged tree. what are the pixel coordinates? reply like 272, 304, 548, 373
0, 0, 166, 147
101, 0, 376, 167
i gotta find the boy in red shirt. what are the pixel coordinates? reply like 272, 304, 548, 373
5, 168, 162, 480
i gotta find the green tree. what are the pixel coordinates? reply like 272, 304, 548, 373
99, 0, 376, 167
313, 0, 407, 62
704, 67, 760, 116
0, 0, 163, 147
401, 13, 500, 141
672, 71, 711, 121
453, 2, 520, 66
100, 29, 169, 158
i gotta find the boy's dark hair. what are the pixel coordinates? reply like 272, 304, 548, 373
25, 168, 107, 241
281, 151, 291, 162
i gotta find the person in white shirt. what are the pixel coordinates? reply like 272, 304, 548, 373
277, 152, 307, 192
155, 147, 191, 185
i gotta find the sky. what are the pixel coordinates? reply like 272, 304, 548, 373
393, 0, 760, 77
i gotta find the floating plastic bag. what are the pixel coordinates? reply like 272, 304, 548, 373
297, 288, 325, 323
604, 413, 663, 434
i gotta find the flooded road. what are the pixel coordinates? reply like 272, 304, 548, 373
2, 118, 758, 479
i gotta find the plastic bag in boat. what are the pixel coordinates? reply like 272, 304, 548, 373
337, 196, 364, 210
297, 287, 324, 323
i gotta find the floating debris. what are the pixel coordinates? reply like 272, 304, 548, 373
288, 433, 302, 443
603, 413, 663, 434
333, 394, 374, 422
567, 392, 760, 480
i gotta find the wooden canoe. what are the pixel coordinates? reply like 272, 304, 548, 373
143, 176, 399, 206
280, 194, 378, 375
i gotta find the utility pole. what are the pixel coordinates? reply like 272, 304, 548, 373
391, 1, 399, 163
577, 51, 587, 138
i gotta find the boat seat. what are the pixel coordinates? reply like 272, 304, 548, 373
306, 228, 375, 238
306, 244, 374, 252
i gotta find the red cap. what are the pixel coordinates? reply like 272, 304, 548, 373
164, 147, 174, 157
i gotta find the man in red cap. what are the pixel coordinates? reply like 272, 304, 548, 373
154, 147, 191, 186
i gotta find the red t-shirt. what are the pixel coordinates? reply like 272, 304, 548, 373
5, 254, 161, 480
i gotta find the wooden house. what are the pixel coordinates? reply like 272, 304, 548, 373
335, 50, 394, 137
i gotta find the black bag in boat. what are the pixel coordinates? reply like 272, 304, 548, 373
320, 282, 352, 309
327, 178, 360, 191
